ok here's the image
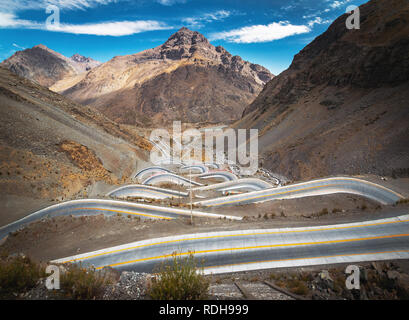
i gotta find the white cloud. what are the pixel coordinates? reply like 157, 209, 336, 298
0, 11, 171, 36
47, 20, 171, 36
280, 5, 295, 11
303, 13, 318, 19
156, 0, 186, 6
0, 0, 181, 36
12, 43, 26, 49
330, 1, 342, 8
307, 16, 331, 27
182, 10, 231, 28
329, 0, 352, 9
0, 12, 40, 28
209, 21, 311, 43
0, 0, 116, 13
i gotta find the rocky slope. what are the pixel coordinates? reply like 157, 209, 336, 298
1, 45, 100, 87
52, 27, 273, 126
236, 0, 409, 181
0, 66, 150, 225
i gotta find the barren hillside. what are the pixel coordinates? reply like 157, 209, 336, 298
1, 45, 100, 87
0, 66, 150, 224
236, 0, 409, 181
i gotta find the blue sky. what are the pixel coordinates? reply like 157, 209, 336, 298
0, 0, 368, 75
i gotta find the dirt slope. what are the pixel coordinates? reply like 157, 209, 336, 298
0, 66, 150, 224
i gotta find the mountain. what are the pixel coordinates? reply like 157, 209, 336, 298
237, 0, 409, 181
0, 65, 151, 224
1, 45, 101, 87
51, 27, 273, 126
70, 53, 101, 71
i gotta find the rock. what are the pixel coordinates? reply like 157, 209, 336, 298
373, 286, 383, 296
319, 270, 333, 282
389, 272, 409, 294
311, 292, 322, 300
315, 270, 334, 291
371, 262, 384, 274
102, 271, 149, 300
343, 289, 354, 300
351, 289, 361, 300
360, 268, 368, 283
8, 252, 26, 260
360, 287, 369, 300
387, 270, 400, 280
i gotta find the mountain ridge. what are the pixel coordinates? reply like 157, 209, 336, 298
1, 45, 101, 87
237, 0, 409, 181
2, 28, 273, 126
53, 27, 273, 126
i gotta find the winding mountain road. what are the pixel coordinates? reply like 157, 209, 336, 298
0, 199, 241, 240
142, 172, 204, 187
197, 171, 238, 182
107, 184, 188, 199
52, 214, 409, 274
191, 178, 273, 193
194, 177, 403, 207
181, 164, 208, 174
134, 166, 172, 180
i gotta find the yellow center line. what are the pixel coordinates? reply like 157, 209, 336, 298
206, 184, 336, 206
95, 233, 409, 269
203, 249, 409, 270
113, 187, 186, 198
60, 218, 409, 263
203, 178, 404, 207
77, 207, 172, 220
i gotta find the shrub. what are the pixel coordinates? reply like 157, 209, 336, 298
287, 278, 309, 296
60, 264, 110, 300
0, 254, 45, 298
148, 253, 209, 300
269, 273, 278, 280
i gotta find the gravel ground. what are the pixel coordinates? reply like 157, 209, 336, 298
102, 271, 150, 300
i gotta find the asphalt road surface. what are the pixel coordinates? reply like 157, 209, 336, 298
194, 177, 403, 207
53, 214, 409, 274
0, 199, 241, 240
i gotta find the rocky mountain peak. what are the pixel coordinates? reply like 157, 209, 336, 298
33, 44, 48, 50
71, 53, 89, 63
163, 27, 209, 47
70, 53, 101, 72
159, 27, 214, 60
157, 28, 274, 86
32, 44, 60, 56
